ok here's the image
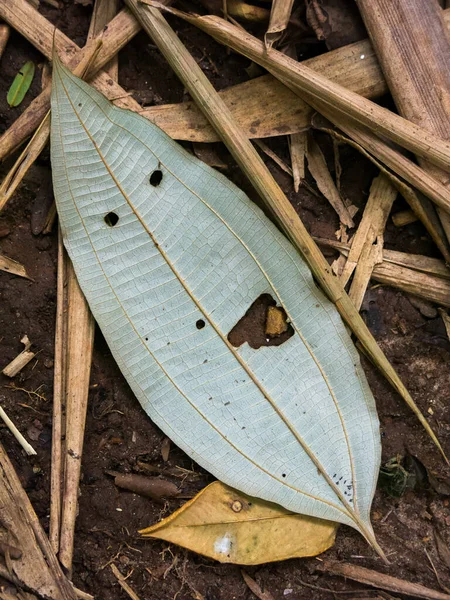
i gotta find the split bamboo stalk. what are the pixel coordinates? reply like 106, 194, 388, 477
341, 174, 397, 287
356, 0, 450, 246
50, 231, 66, 553
126, 1, 447, 485
311, 109, 450, 263
0, 0, 141, 162
0, 444, 77, 600
316, 238, 450, 308
58, 3, 120, 573
147, 6, 450, 174
265, 0, 294, 48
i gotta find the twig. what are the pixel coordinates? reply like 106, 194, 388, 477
88, 0, 120, 80
319, 561, 450, 600
265, 0, 294, 49
2, 335, 35, 377
0, 405, 36, 455
111, 564, 142, 600
124, 0, 447, 533
254, 139, 293, 176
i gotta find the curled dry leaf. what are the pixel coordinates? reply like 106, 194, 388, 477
140, 481, 337, 564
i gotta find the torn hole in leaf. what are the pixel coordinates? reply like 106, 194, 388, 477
227, 294, 294, 349
104, 212, 119, 227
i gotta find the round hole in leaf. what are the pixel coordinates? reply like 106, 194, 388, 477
104, 212, 119, 227
196, 319, 205, 330
149, 169, 163, 187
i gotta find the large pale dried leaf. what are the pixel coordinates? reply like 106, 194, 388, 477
141, 481, 337, 564
50, 59, 381, 546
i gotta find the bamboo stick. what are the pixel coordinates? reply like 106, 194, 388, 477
311, 111, 450, 263
341, 174, 397, 287
355, 0, 450, 245
58, 4, 120, 573
148, 5, 450, 174
316, 238, 450, 307
126, 0, 447, 494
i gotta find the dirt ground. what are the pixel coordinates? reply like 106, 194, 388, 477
1, 1, 450, 599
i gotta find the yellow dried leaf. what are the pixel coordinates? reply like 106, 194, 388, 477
140, 481, 337, 564
265, 306, 288, 337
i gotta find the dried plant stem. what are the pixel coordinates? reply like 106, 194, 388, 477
316, 238, 450, 308
312, 115, 450, 263
50, 230, 66, 553
356, 0, 450, 247
58, 263, 95, 574
110, 565, 143, 600
0, 444, 77, 599
150, 6, 450, 174
341, 174, 397, 288
88, 0, 120, 79
0, 0, 141, 162
127, 4, 447, 527
265, 0, 294, 48
0, 405, 36, 455
320, 561, 450, 600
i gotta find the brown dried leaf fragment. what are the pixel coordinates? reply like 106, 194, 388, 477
265, 306, 289, 337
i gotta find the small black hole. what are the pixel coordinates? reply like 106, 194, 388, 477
282, 473, 286, 478
196, 319, 205, 330
149, 169, 163, 187
104, 212, 119, 227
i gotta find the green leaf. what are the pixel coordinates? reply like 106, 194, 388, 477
50, 56, 382, 552
7, 61, 35, 107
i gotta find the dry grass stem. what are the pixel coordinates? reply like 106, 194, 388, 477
320, 561, 450, 600
200, 0, 269, 22
312, 115, 450, 263
356, 0, 450, 248
49, 231, 66, 553
0, 23, 9, 58
0, 253, 30, 278
88, 0, 120, 79
0, 0, 141, 162
127, 0, 447, 486
57, 13, 118, 576
0, 405, 36, 455
2, 335, 35, 377
110, 564, 142, 600
150, 5, 450, 174
0, 444, 77, 599
392, 209, 418, 227
254, 139, 293, 177
341, 174, 397, 298
289, 131, 307, 192
306, 134, 354, 228
265, 0, 294, 49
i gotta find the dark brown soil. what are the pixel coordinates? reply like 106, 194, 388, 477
1, 1, 450, 599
